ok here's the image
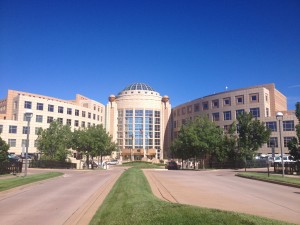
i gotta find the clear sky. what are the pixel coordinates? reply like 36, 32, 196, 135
1, 0, 299, 110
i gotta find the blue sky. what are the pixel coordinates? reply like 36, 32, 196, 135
1, 0, 299, 109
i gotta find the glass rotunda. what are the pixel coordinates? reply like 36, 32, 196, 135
106, 83, 171, 162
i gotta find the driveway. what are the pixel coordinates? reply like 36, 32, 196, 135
144, 168, 300, 225
0, 167, 125, 225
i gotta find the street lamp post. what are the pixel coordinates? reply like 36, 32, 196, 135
276, 112, 284, 177
24, 109, 33, 177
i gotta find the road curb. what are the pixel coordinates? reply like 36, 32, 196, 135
235, 174, 300, 189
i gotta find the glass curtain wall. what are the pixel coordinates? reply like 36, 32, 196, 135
117, 109, 161, 158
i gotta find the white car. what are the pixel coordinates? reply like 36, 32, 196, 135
107, 160, 118, 165
274, 156, 295, 163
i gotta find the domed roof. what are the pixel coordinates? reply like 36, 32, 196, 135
122, 83, 155, 92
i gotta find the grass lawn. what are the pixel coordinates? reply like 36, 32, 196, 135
120, 161, 165, 169
237, 172, 300, 186
0, 172, 63, 192
90, 164, 291, 225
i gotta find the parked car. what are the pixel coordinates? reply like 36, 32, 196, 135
165, 161, 179, 170
274, 155, 295, 163
107, 160, 119, 165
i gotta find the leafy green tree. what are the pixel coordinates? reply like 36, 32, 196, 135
171, 116, 223, 169
0, 137, 9, 162
71, 125, 116, 169
190, 116, 223, 168
36, 120, 72, 161
288, 102, 300, 160
220, 122, 239, 163
237, 112, 271, 170
88, 125, 117, 168
71, 128, 92, 168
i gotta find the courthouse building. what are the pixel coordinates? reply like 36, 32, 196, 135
172, 83, 298, 155
0, 83, 298, 160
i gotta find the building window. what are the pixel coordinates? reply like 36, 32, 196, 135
81, 121, 85, 127
67, 119, 71, 126
24, 101, 32, 109
36, 103, 43, 111
88, 122, 91, 127
0, 125, 3, 133
75, 109, 79, 116
82, 111, 86, 117
284, 137, 294, 147
182, 107, 186, 115
266, 108, 269, 117
88, 112, 91, 118
202, 102, 209, 110
57, 118, 63, 124
194, 103, 200, 112
177, 109, 180, 116
236, 109, 244, 119
23, 126, 29, 134
249, 93, 259, 103
212, 112, 220, 121
35, 127, 42, 135
223, 97, 231, 106
155, 111, 160, 117
47, 116, 53, 123
48, 104, 54, 112
283, 121, 294, 131
173, 121, 177, 128
265, 94, 268, 102
8, 139, 16, 147
223, 111, 231, 120
74, 120, 79, 127
266, 121, 277, 132
135, 110, 143, 117
9, 125, 17, 134
267, 137, 278, 148
93, 114, 96, 120
58, 106, 64, 114
67, 108, 72, 115
212, 100, 219, 108
36, 115, 43, 123
236, 95, 244, 105
250, 108, 260, 118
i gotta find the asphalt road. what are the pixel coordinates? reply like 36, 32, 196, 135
144, 168, 300, 225
0, 167, 125, 225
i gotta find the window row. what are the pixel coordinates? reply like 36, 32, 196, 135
7, 138, 39, 148
24, 101, 102, 118
175, 93, 268, 116
211, 108, 260, 122
267, 136, 295, 148
22, 114, 102, 123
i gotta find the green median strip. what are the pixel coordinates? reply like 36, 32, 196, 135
236, 172, 300, 187
0, 172, 63, 192
90, 165, 292, 225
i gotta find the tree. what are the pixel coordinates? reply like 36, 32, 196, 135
220, 122, 239, 163
88, 125, 117, 168
170, 116, 223, 169
237, 112, 271, 170
71, 128, 92, 168
71, 125, 116, 169
0, 137, 9, 162
288, 102, 300, 160
36, 120, 72, 161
